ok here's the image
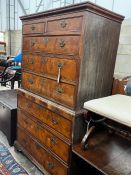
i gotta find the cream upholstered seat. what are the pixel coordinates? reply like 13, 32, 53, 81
84, 94, 131, 127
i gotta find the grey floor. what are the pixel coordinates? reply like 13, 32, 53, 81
0, 83, 48, 175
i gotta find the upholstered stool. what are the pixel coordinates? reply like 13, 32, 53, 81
82, 95, 131, 149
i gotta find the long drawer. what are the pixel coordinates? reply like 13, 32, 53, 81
22, 54, 78, 84
23, 36, 80, 55
17, 109, 70, 163
17, 94, 72, 140
17, 128, 68, 175
22, 71, 76, 108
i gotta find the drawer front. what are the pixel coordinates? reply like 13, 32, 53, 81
47, 16, 83, 33
17, 110, 70, 163
23, 22, 45, 34
22, 54, 78, 83
17, 128, 68, 175
23, 36, 80, 55
22, 72, 76, 108
18, 95, 72, 140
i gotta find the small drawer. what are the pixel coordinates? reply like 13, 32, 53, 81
22, 54, 78, 84
23, 22, 45, 34
22, 72, 76, 108
17, 128, 68, 175
23, 36, 80, 56
17, 94, 72, 140
47, 16, 83, 34
17, 110, 71, 163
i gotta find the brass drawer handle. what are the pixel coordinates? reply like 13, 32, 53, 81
35, 142, 41, 150
30, 25, 36, 31
42, 57, 48, 64
43, 37, 48, 44
24, 118, 29, 125
59, 40, 65, 48
47, 161, 54, 170
57, 63, 64, 69
56, 87, 63, 94
22, 139, 28, 146
31, 41, 36, 47
52, 118, 59, 125
31, 39, 36, 46
37, 105, 43, 110
57, 63, 64, 83
37, 124, 41, 130
28, 79, 33, 84
60, 20, 67, 28
27, 102, 32, 108
2, 105, 5, 109
50, 138, 57, 145
30, 25, 35, 31
29, 59, 34, 64
41, 79, 46, 85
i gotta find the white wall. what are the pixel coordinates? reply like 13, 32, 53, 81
114, 19, 131, 77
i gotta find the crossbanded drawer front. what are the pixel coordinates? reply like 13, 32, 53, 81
18, 95, 72, 140
23, 36, 80, 55
22, 54, 78, 84
23, 22, 45, 34
17, 109, 70, 163
17, 128, 68, 175
22, 72, 76, 108
47, 16, 83, 34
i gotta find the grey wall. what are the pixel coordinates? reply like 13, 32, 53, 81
5, 30, 22, 56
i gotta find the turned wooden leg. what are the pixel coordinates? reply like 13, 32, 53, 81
81, 119, 95, 150
18, 80, 21, 88
14, 141, 22, 152
11, 80, 15, 89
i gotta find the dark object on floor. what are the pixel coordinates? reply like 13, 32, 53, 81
0, 141, 29, 175
0, 66, 21, 89
0, 90, 17, 146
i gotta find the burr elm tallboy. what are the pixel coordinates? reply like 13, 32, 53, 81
15, 2, 124, 175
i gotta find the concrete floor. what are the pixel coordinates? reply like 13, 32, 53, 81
0, 83, 47, 175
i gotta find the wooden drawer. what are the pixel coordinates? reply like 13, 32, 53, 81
17, 109, 70, 163
18, 95, 72, 140
22, 54, 78, 84
22, 72, 76, 108
23, 36, 80, 55
23, 22, 45, 34
17, 128, 68, 175
47, 16, 83, 34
